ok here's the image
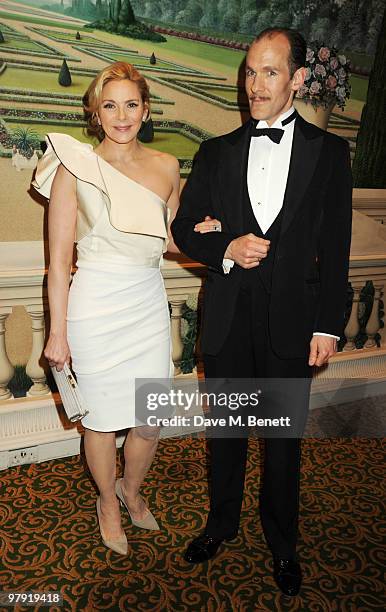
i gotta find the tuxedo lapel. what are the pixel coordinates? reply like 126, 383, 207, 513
218, 121, 252, 234
280, 116, 324, 237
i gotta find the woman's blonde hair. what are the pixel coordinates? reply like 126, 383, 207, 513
83, 61, 151, 141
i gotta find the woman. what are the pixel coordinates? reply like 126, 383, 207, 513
32, 62, 220, 555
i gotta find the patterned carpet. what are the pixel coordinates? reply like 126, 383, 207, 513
0, 437, 384, 612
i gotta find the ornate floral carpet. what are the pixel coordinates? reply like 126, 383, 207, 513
0, 437, 384, 611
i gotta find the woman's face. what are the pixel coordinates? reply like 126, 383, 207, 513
97, 78, 148, 144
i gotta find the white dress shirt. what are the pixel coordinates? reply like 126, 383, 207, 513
247, 105, 295, 233
222, 106, 338, 340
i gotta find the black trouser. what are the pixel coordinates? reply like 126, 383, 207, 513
203, 283, 312, 559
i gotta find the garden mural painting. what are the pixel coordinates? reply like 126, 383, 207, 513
0, 0, 384, 384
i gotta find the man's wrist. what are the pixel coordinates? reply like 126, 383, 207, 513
313, 332, 340, 341
223, 240, 234, 260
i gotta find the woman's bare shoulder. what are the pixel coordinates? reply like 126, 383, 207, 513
142, 147, 179, 173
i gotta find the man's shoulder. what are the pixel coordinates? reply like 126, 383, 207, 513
299, 115, 349, 153
200, 122, 250, 153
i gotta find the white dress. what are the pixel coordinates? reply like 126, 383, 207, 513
33, 134, 173, 432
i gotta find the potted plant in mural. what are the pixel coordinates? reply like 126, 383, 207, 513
12, 127, 40, 157
294, 42, 351, 130
11, 128, 40, 171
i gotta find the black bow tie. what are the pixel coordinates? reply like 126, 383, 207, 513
250, 109, 298, 144
251, 127, 284, 144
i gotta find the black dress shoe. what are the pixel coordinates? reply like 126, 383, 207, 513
184, 533, 228, 564
273, 557, 302, 596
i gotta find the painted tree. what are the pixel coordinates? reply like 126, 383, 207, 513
110, 0, 121, 24
58, 59, 72, 86
144, 1, 162, 19
240, 6, 258, 34
332, 0, 356, 48
175, 0, 203, 26
348, 0, 368, 52
200, 0, 219, 29
255, 7, 274, 34
240, 0, 258, 30
96, 0, 102, 18
119, 0, 136, 24
129, 0, 141, 12
161, 0, 175, 21
352, 7, 386, 187
221, 0, 240, 32
366, 0, 385, 54
269, 0, 292, 28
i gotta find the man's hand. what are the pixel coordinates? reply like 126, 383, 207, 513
224, 233, 270, 269
309, 336, 337, 367
194, 215, 222, 233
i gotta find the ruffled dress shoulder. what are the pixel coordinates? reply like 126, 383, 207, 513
32, 133, 168, 244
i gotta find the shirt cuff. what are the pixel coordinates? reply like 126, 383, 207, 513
313, 332, 340, 341
222, 258, 235, 274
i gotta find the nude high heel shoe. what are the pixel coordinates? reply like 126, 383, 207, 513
115, 478, 159, 530
96, 497, 128, 555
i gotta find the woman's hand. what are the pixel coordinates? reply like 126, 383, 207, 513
44, 333, 71, 372
194, 215, 222, 233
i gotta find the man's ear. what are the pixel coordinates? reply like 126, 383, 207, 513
291, 67, 306, 92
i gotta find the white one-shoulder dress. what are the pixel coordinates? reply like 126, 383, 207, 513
33, 133, 173, 432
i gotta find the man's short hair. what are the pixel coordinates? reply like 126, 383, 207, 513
253, 28, 307, 77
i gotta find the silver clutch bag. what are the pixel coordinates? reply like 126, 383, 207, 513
51, 363, 89, 422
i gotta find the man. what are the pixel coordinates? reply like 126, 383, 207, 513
171, 28, 352, 596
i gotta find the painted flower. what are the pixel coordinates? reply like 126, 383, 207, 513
337, 67, 347, 84
306, 48, 315, 62
338, 54, 347, 65
326, 75, 338, 89
297, 84, 309, 98
309, 81, 322, 94
330, 57, 339, 70
304, 67, 312, 81
336, 86, 346, 99
318, 47, 330, 61
314, 64, 327, 77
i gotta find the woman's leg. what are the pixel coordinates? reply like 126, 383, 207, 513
121, 425, 161, 520
84, 428, 124, 539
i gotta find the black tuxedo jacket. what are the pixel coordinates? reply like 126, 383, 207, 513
171, 115, 352, 359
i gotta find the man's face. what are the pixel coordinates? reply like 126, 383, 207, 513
245, 34, 305, 126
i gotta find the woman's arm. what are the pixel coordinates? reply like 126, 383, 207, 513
44, 163, 77, 371
164, 155, 181, 254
